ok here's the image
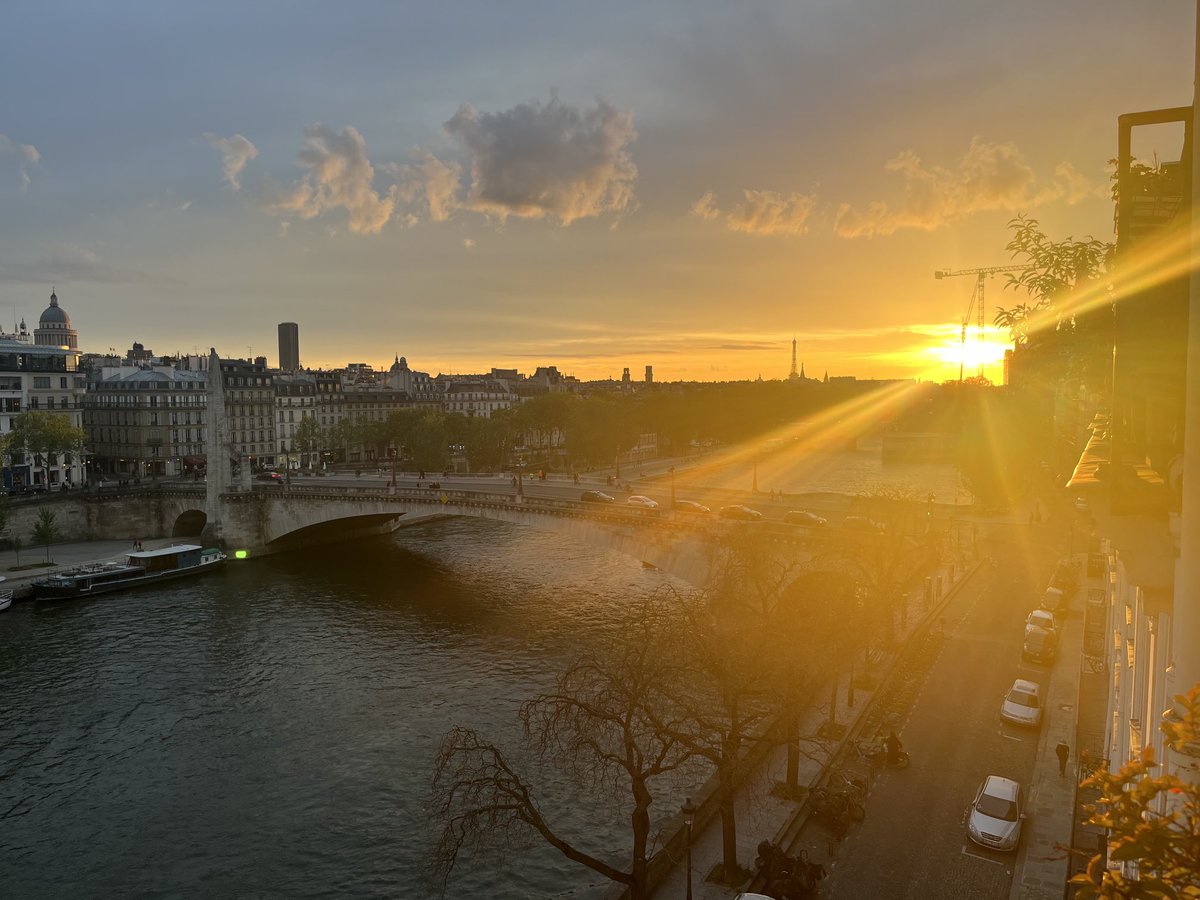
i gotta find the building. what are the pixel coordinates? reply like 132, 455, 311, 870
278, 322, 300, 373
33, 289, 79, 350
218, 358, 276, 470
274, 373, 317, 468
84, 367, 208, 478
0, 316, 88, 490
441, 378, 515, 418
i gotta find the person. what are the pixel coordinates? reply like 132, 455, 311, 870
573, 473, 579, 485
1055, 740, 1070, 777
885, 730, 902, 765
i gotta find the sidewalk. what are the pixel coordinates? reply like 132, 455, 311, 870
1010, 550, 1108, 900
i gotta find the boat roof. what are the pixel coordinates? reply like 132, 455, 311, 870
127, 544, 203, 559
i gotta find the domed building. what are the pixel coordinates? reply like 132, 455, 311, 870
34, 289, 79, 349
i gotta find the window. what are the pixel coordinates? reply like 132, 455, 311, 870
60, 377, 68, 389
33, 376, 50, 389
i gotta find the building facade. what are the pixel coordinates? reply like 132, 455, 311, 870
84, 367, 208, 478
219, 358, 276, 470
278, 322, 300, 373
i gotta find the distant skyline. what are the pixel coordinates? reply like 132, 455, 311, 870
1, 2, 1194, 384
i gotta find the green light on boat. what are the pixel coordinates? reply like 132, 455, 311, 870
235, 549, 249, 559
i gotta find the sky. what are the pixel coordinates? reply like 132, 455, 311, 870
0, 2, 1195, 384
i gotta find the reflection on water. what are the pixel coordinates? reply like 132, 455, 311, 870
0, 519, 673, 899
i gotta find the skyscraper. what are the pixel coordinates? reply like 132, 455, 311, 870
278, 322, 299, 372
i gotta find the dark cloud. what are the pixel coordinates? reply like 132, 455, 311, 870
444, 95, 637, 224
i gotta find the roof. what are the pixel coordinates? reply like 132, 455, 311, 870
982, 775, 1019, 799
127, 544, 202, 559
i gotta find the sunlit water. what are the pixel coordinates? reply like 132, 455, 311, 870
1, 453, 960, 898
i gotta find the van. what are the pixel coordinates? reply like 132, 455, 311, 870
1022, 627, 1057, 664
1040, 587, 1065, 612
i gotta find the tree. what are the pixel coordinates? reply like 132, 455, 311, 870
4, 410, 86, 486
1071, 683, 1200, 898
293, 416, 321, 471
430, 596, 694, 900
32, 506, 60, 564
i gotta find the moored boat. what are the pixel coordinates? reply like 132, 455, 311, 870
0, 577, 11, 611
32, 545, 227, 600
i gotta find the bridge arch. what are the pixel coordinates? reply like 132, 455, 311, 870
172, 508, 208, 538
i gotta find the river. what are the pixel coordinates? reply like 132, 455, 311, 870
1, 451, 962, 898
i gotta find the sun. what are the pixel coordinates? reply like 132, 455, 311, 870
929, 327, 1012, 381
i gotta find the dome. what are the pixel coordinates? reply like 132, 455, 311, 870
40, 290, 72, 328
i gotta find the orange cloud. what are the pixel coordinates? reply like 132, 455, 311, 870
834, 137, 1099, 238
691, 188, 817, 236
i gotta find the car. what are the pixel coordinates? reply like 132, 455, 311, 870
255, 471, 283, 482
967, 775, 1025, 851
783, 510, 826, 527
580, 490, 615, 503
1000, 678, 1043, 728
673, 499, 711, 514
1025, 609, 1058, 636
1022, 626, 1058, 664
719, 505, 763, 521
1040, 586, 1066, 613
626, 495, 660, 509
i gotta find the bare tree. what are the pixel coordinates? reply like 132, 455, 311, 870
430, 596, 694, 900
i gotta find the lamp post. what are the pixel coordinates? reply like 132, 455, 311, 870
517, 460, 525, 499
752, 452, 759, 493
682, 797, 696, 900
669, 465, 676, 508
389, 446, 398, 488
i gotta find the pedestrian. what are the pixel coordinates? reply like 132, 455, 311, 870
1055, 740, 1070, 777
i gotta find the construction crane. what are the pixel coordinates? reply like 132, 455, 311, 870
934, 265, 1023, 382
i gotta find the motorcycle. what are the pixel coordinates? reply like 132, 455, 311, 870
855, 739, 910, 769
754, 841, 827, 899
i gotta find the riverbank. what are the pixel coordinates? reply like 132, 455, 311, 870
0, 538, 181, 600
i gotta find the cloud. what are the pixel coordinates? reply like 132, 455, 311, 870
0, 133, 40, 189
260, 124, 395, 235
443, 94, 637, 224
690, 188, 817, 236
691, 190, 719, 221
203, 132, 259, 190
388, 151, 463, 223
835, 137, 1100, 238
0, 245, 162, 284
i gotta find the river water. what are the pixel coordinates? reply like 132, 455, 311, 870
1, 451, 961, 898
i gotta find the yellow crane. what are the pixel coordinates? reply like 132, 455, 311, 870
934, 265, 1023, 382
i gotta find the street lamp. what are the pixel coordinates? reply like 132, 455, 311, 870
517, 460, 525, 499
389, 446, 398, 488
682, 797, 696, 900
752, 452, 759, 493
669, 465, 676, 508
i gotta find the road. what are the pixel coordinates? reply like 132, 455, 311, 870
790, 524, 1059, 899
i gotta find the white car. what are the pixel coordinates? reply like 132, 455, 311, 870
967, 775, 1025, 851
626, 495, 660, 509
1025, 609, 1058, 636
1000, 678, 1042, 728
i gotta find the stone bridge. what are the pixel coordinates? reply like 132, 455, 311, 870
9, 481, 829, 587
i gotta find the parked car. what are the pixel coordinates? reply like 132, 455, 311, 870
783, 510, 826, 527
1022, 626, 1057, 664
1025, 609, 1059, 636
255, 471, 283, 482
626, 495, 660, 509
967, 775, 1025, 851
673, 499, 711, 515
719, 505, 763, 521
580, 490, 615, 503
1000, 678, 1043, 728
1039, 586, 1066, 613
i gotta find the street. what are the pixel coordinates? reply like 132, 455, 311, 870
791, 524, 1059, 899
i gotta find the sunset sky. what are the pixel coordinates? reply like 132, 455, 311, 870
0, 2, 1194, 384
